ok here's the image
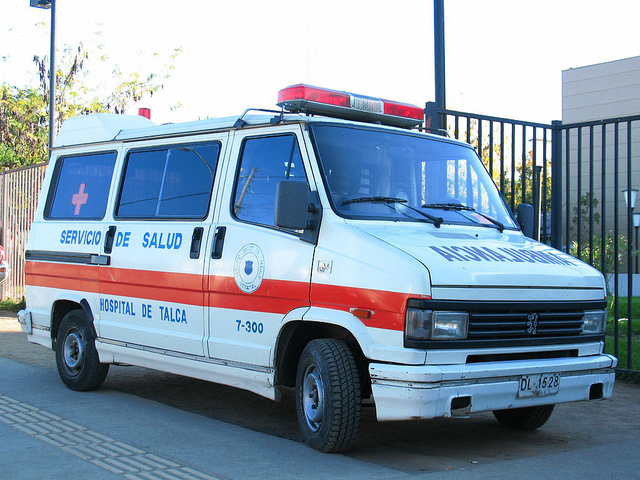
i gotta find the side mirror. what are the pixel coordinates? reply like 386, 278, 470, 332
275, 181, 322, 243
517, 203, 534, 239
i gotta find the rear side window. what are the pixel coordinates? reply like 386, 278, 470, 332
116, 142, 220, 219
233, 135, 308, 227
46, 151, 117, 220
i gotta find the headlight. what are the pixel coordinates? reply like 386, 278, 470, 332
405, 309, 469, 341
582, 310, 606, 335
432, 311, 469, 339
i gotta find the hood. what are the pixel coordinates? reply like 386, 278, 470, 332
353, 223, 606, 301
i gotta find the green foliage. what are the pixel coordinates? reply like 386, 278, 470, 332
0, 85, 48, 169
570, 232, 629, 275
605, 295, 640, 372
570, 192, 600, 239
568, 193, 634, 276
605, 334, 640, 371
607, 297, 640, 326
0, 296, 26, 312
33, 42, 182, 127
1, 35, 181, 169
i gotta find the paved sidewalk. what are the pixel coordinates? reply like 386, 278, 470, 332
1, 356, 409, 480
2, 355, 640, 480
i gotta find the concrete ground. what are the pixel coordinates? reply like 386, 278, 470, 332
1, 312, 639, 479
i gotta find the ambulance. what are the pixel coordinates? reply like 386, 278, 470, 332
19, 84, 617, 452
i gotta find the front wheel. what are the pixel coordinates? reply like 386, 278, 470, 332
55, 309, 109, 391
493, 404, 555, 430
295, 338, 361, 452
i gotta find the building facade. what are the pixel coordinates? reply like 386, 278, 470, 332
562, 56, 640, 266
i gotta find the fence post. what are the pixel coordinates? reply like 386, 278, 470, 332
425, 101, 444, 135
1, 170, 5, 246
550, 120, 563, 250
1, 170, 4, 300
434, 0, 446, 114
532, 165, 542, 241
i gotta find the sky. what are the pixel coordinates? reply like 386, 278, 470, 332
1, 0, 639, 126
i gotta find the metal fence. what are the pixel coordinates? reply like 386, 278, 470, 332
426, 103, 640, 375
557, 115, 640, 376
0, 163, 47, 302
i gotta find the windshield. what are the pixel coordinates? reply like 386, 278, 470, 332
311, 125, 518, 230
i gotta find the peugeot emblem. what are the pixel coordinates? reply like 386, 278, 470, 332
526, 313, 539, 335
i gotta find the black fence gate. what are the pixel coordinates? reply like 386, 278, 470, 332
426, 103, 640, 376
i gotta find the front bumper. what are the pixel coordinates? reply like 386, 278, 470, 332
369, 354, 617, 421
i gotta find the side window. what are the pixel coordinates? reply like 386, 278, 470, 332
233, 135, 308, 227
116, 142, 220, 219
46, 151, 117, 220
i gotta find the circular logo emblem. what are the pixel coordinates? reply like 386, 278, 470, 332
234, 244, 265, 293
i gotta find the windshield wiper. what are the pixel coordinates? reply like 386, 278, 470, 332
342, 196, 406, 206
423, 203, 504, 232
342, 196, 443, 227
423, 202, 465, 210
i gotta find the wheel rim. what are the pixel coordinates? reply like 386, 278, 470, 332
63, 330, 85, 374
301, 364, 324, 432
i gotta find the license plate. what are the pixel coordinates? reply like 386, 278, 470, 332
517, 373, 560, 398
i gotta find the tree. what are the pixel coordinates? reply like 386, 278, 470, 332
0, 85, 48, 168
568, 192, 633, 288
1, 37, 181, 169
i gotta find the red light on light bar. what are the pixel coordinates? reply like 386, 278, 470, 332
277, 83, 423, 128
277, 84, 349, 108
384, 101, 424, 121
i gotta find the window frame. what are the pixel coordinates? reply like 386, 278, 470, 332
44, 150, 118, 221
231, 133, 310, 233
114, 141, 222, 221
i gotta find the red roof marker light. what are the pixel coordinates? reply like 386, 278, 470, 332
277, 84, 423, 129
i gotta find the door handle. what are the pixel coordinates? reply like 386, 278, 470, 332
190, 227, 204, 259
212, 226, 226, 259
104, 226, 116, 254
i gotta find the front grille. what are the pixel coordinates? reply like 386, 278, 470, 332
404, 299, 606, 349
468, 311, 585, 340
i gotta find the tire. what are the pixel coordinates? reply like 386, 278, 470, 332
493, 404, 555, 430
55, 309, 109, 391
295, 338, 362, 453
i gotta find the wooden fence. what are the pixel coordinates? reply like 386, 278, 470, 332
0, 163, 48, 301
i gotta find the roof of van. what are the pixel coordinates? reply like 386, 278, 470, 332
54, 113, 270, 148
53, 111, 467, 149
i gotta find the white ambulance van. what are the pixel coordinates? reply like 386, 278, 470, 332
19, 84, 616, 452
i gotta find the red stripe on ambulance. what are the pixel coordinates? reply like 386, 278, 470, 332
26, 260, 408, 330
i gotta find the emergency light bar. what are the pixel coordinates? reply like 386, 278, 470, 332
277, 84, 424, 129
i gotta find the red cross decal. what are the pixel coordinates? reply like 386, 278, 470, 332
71, 183, 89, 215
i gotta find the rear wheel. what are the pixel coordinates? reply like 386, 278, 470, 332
493, 404, 555, 430
295, 338, 361, 452
55, 309, 109, 391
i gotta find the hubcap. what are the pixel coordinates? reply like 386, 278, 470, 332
301, 364, 324, 432
63, 331, 84, 372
